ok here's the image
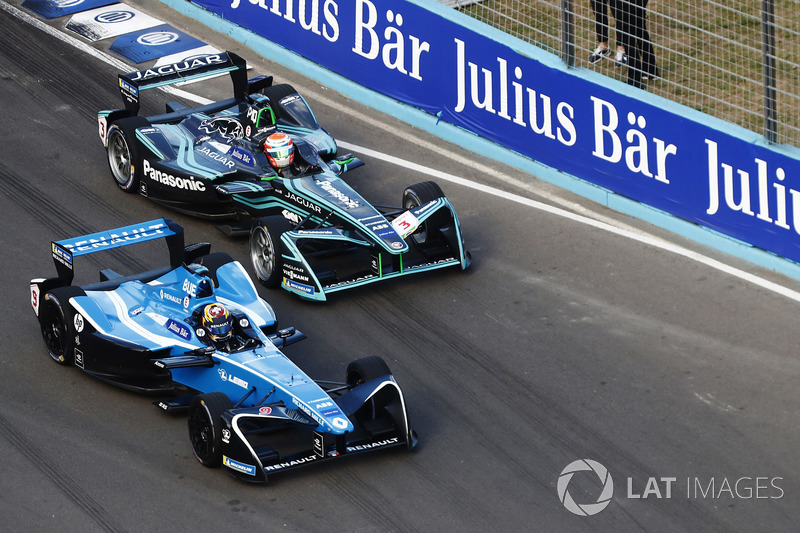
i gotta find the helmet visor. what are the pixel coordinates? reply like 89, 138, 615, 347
207, 319, 232, 340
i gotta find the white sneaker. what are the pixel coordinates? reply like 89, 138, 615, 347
614, 49, 628, 67
588, 45, 610, 63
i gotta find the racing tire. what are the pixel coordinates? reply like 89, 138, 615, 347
346, 356, 392, 386
39, 287, 82, 366
188, 392, 233, 468
106, 116, 150, 193
402, 181, 450, 246
250, 215, 291, 288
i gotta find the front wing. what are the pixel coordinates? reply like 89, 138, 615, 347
217, 376, 417, 482
278, 198, 471, 301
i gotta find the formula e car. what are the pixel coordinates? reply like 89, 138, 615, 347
97, 52, 470, 301
30, 219, 416, 482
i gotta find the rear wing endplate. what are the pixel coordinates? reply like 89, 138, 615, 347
51, 218, 185, 285
118, 51, 248, 115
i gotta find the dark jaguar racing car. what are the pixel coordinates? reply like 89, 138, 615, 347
98, 52, 470, 301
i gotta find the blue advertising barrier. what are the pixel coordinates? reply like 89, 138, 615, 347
170, 0, 800, 271
22, 0, 115, 19
111, 23, 206, 63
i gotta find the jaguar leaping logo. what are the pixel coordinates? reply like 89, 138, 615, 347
199, 117, 244, 140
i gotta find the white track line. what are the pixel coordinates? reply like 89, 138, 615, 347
6, 0, 800, 303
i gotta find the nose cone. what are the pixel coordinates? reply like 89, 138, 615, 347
297, 397, 354, 434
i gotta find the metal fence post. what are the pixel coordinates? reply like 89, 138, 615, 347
762, 0, 778, 143
562, 0, 575, 67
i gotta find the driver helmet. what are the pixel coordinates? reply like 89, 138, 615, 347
201, 303, 233, 341
264, 132, 294, 169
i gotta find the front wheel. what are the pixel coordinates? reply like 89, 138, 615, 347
346, 356, 392, 386
106, 116, 149, 192
39, 293, 74, 365
188, 392, 233, 467
402, 181, 450, 246
249, 215, 291, 288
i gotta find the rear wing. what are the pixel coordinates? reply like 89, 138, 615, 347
51, 219, 185, 285
118, 52, 248, 116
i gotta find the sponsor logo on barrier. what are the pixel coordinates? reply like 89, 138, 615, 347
454, 37, 577, 148
136, 31, 179, 46
590, 98, 676, 184
351, 0, 430, 81
95, 10, 133, 24
229, 0, 339, 43
705, 139, 800, 236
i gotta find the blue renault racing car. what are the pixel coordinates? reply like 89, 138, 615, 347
30, 219, 416, 482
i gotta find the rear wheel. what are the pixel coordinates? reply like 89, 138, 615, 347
402, 181, 450, 246
249, 215, 291, 288
188, 392, 233, 467
106, 116, 149, 192
39, 293, 73, 365
346, 356, 392, 386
